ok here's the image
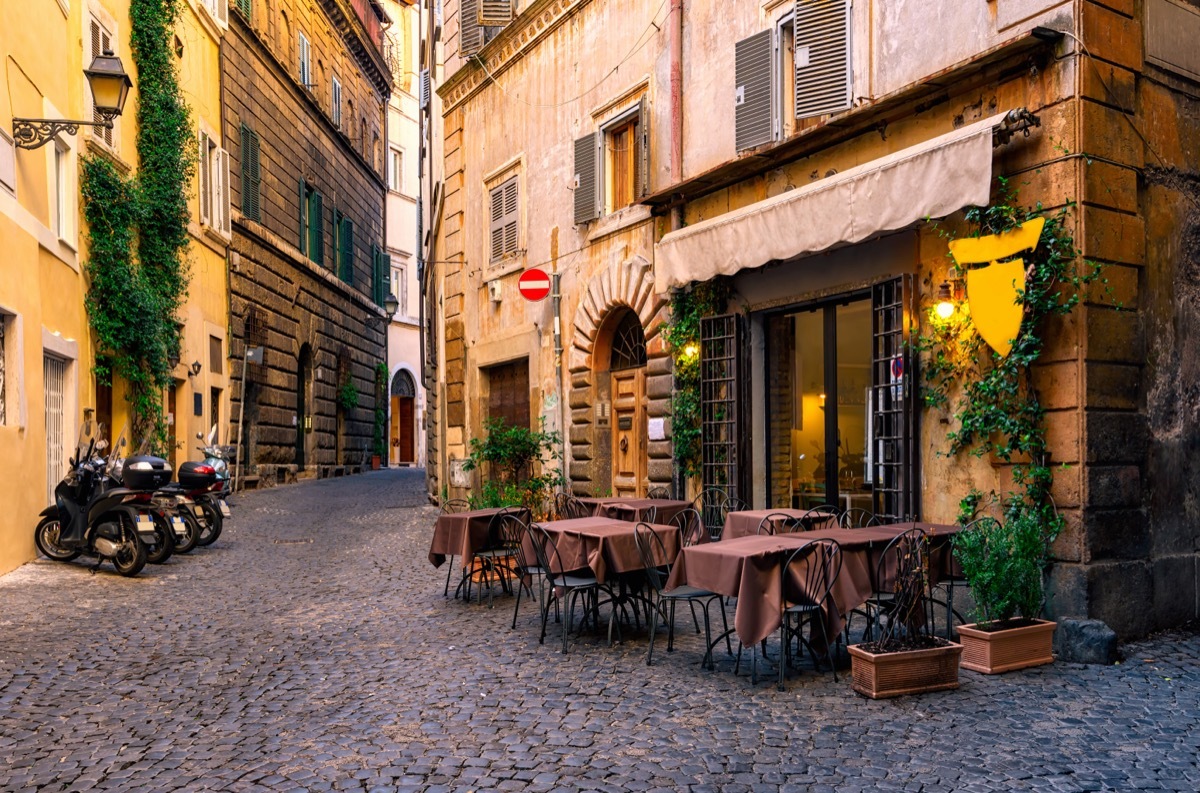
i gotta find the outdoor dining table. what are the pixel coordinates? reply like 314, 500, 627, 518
526, 516, 682, 583
666, 522, 960, 649
428, 506, 531, 569
723, 509, 839, 540
577, 496, 693, 526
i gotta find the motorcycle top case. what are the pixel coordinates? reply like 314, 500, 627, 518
178, 461, 218, 490
123, 455, 173, 490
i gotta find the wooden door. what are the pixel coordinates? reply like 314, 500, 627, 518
610, 369, 645, 497
391, 395, 415, 464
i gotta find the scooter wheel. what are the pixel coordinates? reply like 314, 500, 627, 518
34, 517, 80, 562
196, 501, 223, 546
145, 512, 175, 565
174, 509, 201, 554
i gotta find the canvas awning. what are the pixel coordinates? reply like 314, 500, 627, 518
654, 112, 1010, 292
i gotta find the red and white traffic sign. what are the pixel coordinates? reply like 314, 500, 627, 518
517, 268, 552, 302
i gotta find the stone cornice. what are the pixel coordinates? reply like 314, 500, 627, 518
319, 0, 394, 97
438, 0, 590, 112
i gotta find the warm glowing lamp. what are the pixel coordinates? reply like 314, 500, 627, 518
682, 343, 699, 360
935, 281, 956, 319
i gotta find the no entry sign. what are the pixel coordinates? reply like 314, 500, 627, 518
518, 268, 552, 302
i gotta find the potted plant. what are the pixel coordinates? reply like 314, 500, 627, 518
848, 532, 963, 699
371, 363, 387, 470
953, 504, 1058, 674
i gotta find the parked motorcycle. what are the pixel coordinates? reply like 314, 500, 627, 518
191, 425, 234, 546
106, 430, 201, 561
151, 452, 218, 553
34, 417, 169, 576
104, 425, 178, 565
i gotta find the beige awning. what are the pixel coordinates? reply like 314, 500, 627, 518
654, 112, 1009, 292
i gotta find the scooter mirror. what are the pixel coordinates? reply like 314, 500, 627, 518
197, 432, 204, 440
96, 440, 108, 451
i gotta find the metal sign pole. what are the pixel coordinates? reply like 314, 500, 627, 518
234, 347, 248, 493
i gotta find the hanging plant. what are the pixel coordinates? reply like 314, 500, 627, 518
337, 379, 360, 412
372, 362, 388, 458
82, 0, 194, 451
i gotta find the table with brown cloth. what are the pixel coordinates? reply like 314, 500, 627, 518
526, 517, 682, 583
577, 497, 693, 527
723, 509, 839, 540
428, 507, 529, 568
666, 523, 960, 648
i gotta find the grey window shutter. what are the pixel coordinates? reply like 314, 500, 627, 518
502, 177, 518, 255
479, 0, 513, 26
573, 133, 601, 225
637, 97, 650, 198
489, 182, 505, 261
734, 29, 775, 152
794, 0, 852, 119
419, 69, 431, 110
461, 0, 483, 57
298, 176, 307, 254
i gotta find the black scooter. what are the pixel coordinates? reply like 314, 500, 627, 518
34, 418, 168, 576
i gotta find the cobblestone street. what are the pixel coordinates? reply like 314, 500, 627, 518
1, 469, 1197, 792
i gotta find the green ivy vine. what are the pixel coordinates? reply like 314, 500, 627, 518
83, 0, 194, 450
662, 278, 732, 480
916, 178, 1109, 538
372, 362, 388, 458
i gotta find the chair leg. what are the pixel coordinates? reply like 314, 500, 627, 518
511, 573, 525, 630
666, 599, 678, 652
646, 594, 660, 666
443, 555, 454, 597
688, 600, 701, 634
778, 616, 789, 692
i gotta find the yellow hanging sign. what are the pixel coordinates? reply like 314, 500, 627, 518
948, 217, 1045, 358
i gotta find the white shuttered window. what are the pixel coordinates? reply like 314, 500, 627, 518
87, 15, 116, 147
794, 0, 852, 119
298, 32, 311, 88
488, 176, 519, 262
479, 0, 513, 26
734, 29, 775, 151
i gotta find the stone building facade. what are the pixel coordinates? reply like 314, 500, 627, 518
222, 0, 392, 475
427, 0, 1200, 638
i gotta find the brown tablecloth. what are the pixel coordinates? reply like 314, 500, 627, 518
668, 523, 960, 646
586, 498, 693, 527
723, 509, 839, 540
526, 517, 681, 583
428, 508, 515, 567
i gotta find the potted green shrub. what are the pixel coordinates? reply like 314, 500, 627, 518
848, 532, 963, 699
462, 417, 565, 520
953, 505, 1057, 674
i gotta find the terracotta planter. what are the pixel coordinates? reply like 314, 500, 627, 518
370, 455, 381, 470
957, 619, 1056, 674
847, 642, 963, 699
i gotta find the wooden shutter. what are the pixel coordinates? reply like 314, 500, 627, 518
479, 0, 513, 26
794, 0, 851, 119
216, 148, 231, 235
419, 69, 431, 110
636, 98, 650, 198
199, 132, 212, 226
339, 217, 355, 283
870, 275, 918, 522
89, 19, 115, 146
573, 133, 601, 225
488, 176, 518, 261
217, 0, 228, 25
310, 191, 324, 265
734, 29, 775, 152
501, 177, 518, 256
460, 0, 483, 57
298, 176, 308, 254
241, 124, 261, 222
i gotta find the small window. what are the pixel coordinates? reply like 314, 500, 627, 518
488, 175, 519, 262
240, 124, 261, 222
209, 335, 223, 375
202, 0, 229, 25
604, 114, 637, 213
575, 99, 648, 223
331, 76, 342, 127
0, 128, 15, 195
299, 179, 323, 265
298, 31, 311, 88
388, 148, 403, 192
0, 313, 9, 426
53, 143, 68, 239
87, 15, 117, 148
391, 265, 407, 316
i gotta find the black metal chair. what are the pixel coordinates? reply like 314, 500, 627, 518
633, 522, 730, 667
671, 508, 707, 547
527, 525, 611, 654
839, 507, 880, 529
511, 519, 552, 630
554, 492, 592, 520
470, 506, 530, 607
778, 539, 843, 689
756, 512, 801, 536
439, 498, 472, 596
693, 487, 729, 541
641, 504, 658, 524
647, 486, 673, 500
863, 527, 933, 644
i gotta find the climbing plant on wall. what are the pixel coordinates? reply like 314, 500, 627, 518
662, 278, 733, 481
82, 0, 194, 449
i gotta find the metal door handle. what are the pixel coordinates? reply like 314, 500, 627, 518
620, 437, 628, 452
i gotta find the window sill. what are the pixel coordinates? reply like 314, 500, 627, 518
586, 204, 653, 244
484, 255, 527, 281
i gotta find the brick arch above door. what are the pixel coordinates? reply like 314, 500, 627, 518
565, 254, 673, 495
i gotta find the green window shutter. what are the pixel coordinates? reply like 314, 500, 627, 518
369, 244, 380, 305
340, 217, 354, 284
298, 177, 307, 255
240, 124, 253, 218
310, 191, 324, 266
378, 249, 391, 307
247, 130, 260, 222
234, 0, 251, 20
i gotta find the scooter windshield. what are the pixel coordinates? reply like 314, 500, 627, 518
75, 417, 98, 462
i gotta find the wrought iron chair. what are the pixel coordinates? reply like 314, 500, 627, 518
438, 498, 472, 596
671, 508, 707, 547
641, 504, 658, 524
527, 525, 611, 655
694, 487, 729, 541
863, 527, 934, 644
839, 507, 880, 529
647, 486, 673, 500
633, 522, 730, 668
778, 538, 844, 689
756, 512, 801, 536
511, 519, 553, 630
554, 492, 592, 520
470, 506, 529, 607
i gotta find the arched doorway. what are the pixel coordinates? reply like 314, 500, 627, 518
390, 369, 416, 465
296, 344, 312, 468
596, 307, 648, 497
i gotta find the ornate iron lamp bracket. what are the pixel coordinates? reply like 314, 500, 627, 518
12, 114, 115, 150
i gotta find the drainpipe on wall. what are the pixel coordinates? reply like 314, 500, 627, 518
669, 0, 686, 499
552, 270, 566, 490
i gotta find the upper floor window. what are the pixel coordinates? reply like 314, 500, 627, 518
332, 76, 342, 128
200, 0, 229, 26
298, 31, 312, 89
461, 0, 514, 57
573, 99, 648, 225
233, 0, 251, 20
239, 124, 261, 222
334, 210, 354, 283
391, 264, 407, 316
298, 178, 324, 265
53, 142, 74, 242
87, 13, 118, 149
199, 130, 232, 237
388, 148, 404, 193
488, 175, 519, 263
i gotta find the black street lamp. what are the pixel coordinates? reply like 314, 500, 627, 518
12, 50, 132, 150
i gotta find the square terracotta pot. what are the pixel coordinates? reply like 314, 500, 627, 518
957, 619, 1056, 674
847, 642, 963, 699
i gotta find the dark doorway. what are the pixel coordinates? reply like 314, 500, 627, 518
391, 369, 416, 465
296, 344, 311, 468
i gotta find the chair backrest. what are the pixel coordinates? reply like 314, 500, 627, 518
721, 496, 748, 516
487, 505, 530, 549
642, 504, 658, 524
440, 498, 471, 514
647, 486, 673, 500
554, 492, 591, 520
756, 511, 799, 536
671, 508, 706, 547
632, 521, 673, 595
874, 527, 933, 642
781, 538, 843, 612
528, 524, 564, 580
694, 487, 729, 539
839, 507, 880, 529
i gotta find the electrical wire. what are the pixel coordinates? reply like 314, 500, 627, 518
470, 0, 673, 110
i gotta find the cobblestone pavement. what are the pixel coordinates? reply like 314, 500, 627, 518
1, 469, 1198, 792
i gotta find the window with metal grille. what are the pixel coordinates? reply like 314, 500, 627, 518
609, 311, 647, 371
391, 369, 416, 398
700, 314, 748, 504
488, 175, 519, 262
870, 276, 917, 522
240, 124, 261, 222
